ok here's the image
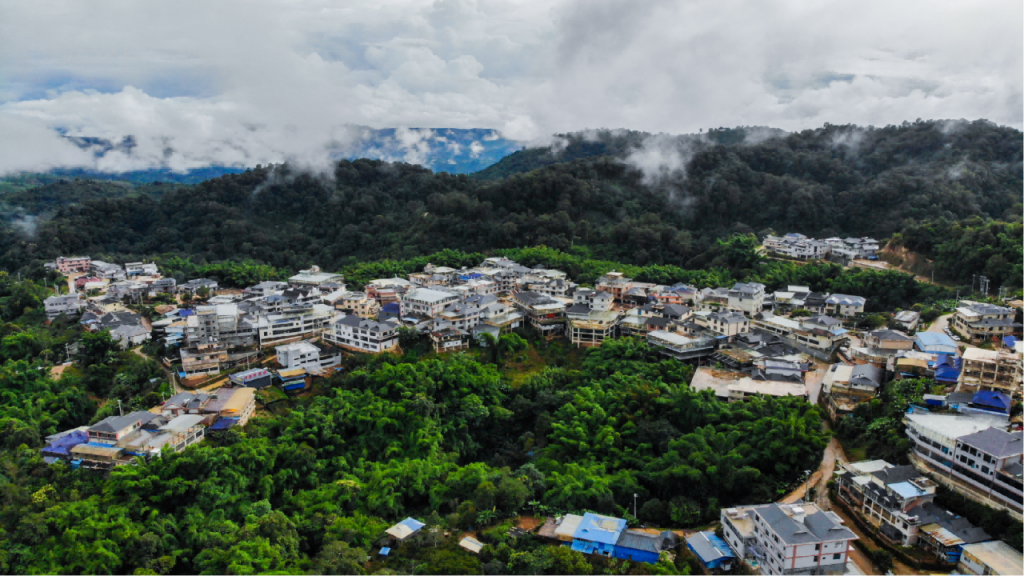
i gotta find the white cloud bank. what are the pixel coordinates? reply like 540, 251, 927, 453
0, 0, 1020, 174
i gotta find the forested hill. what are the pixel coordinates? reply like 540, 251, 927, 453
1, 119, 1020, 288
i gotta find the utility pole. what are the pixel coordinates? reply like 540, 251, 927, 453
971, 274, 976, 294
117, 399, 123, 417
634, 493, 638, 520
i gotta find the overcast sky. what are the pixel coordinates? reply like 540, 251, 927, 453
1, 0, 1021, 173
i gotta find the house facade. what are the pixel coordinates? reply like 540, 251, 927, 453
56, 256, 91, 274
720, 503, 856, 575
953, 301, 1017, 342
325, 315, 399, 353
44, 294, 85, 320
957, 347, 1020, 395
401, 288, 460, 318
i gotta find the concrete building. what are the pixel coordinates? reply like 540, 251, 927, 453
276, 340, 342, 373
566, 304, 621, 347
125, 262, 159, 277
958, 540, 1023, 576
822, 363, 883, 419
180, 341, 229, 377
89, 260, 126, 281
256, 303, 337, 346
325, 315, 399, 354
720, 503, 856, 575
903, 411, 1022, 513
513, 291, 566, 335
893, 310, 921, 331
336, 291, 380, 319
702, 310, 751, 336
401, 288, 460, 318
824, 294, 866, 317
178, 278, 218, 295
647, 330, 716, 361
186, 304, 257, 349
56, 256, 91, 274
958, 347, 1021, 395
44, 293, 85, 320
430, 324, 470, 353
227, 368, 273, 389
752, 312, 849, 354
763, 234, 831, 260
728, 282, 767, 315
288, 265, 344, 289
835, 461, 938, 546
953, 301, 1017, 342
439, 302, 482, 332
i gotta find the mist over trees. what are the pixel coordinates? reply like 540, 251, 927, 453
2, 119, 1019, 291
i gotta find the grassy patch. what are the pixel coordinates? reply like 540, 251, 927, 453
846, 446, 868, 462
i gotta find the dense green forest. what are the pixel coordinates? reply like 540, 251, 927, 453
1, 119, 1020, 290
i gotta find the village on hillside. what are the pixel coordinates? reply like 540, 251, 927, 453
39, 248, 1024, 576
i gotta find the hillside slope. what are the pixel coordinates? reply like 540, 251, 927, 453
2, 120, 1019, 289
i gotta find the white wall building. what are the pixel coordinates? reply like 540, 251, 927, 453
325, 315, 399, 354
721, 503, 856, 575
401, 288, 460, 318
275, 341, 342, 373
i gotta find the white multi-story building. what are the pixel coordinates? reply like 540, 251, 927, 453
903, 411, 1022, 514
275, 340, 342, 373
256, 304, 337, 346
439, 302, 482, 331
186, 304, 257, 349
401, 288, 460, 318
44, 294, 85, 320
720, 503, 857, 575
728, 283, 766, 315
125, 262, 159, 277
325, 315, 399, 354
952, 301, 1017, 342
824, 294, 866, 317
89, 260, 126, 281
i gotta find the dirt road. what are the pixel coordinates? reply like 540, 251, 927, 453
780, 434, 847, 507
926, 314, 952, 334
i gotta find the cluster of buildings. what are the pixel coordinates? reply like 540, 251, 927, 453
40, 385, 256, 471
837, 458, 1022, 572
763, 234, 880, 264
903, 409, 1023, 515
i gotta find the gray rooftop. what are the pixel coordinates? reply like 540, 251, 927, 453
849, 363, 883, 388
754, 504, 854, 545
958, 428, 1024, 458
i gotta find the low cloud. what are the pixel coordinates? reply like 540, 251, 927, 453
0, 0, 1019, 175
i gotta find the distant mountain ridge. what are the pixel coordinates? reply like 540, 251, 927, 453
23, 127, 523, 184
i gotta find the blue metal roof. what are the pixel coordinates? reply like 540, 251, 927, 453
379, 547, 390, 556
209, 418, 239, 431
973, 391, 1011, 412
1003, 335, 1017, 349
572, 513, 626, 545
915, 332, 957, 350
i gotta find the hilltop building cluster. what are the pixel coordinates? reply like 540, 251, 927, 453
763, 233, 880, 264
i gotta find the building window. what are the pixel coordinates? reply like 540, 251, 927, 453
833, 553, 842, 560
